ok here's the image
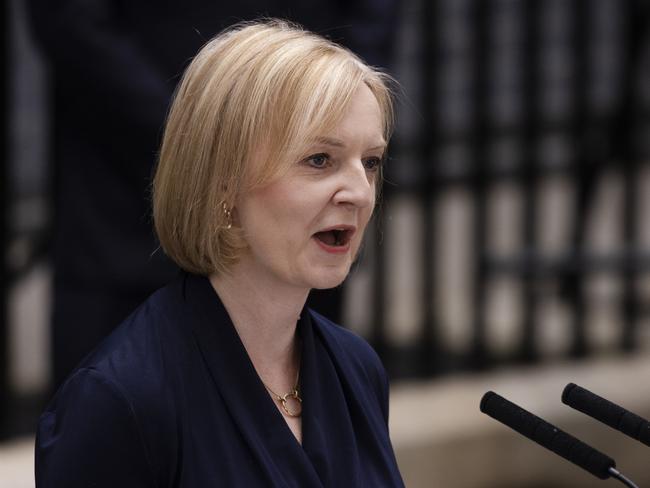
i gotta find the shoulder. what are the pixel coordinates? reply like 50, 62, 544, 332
78, 292, 163, 385
37, 282, 189, 482
80, 279, 188, 387
36, 367, 158, 486
74, 280, 194, 420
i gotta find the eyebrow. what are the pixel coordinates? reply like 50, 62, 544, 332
316, 136, 387, 152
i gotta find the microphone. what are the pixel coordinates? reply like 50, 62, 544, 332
562, 383, 650, 448
480, 391, 637, 486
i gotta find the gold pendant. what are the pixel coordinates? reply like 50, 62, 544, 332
279, 389, 302, 417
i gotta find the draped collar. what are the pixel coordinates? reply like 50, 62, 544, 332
180, 273, 361, 487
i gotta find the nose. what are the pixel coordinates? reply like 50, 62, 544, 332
332, 159, 375, 209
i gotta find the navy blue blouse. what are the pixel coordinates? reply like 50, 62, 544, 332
35, 273, 404, 487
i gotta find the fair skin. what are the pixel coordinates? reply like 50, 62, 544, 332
210, 84, 385, 444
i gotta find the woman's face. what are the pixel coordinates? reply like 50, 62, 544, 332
234, 84, 385, 292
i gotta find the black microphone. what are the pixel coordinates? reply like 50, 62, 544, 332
562, 382, 650, 448
480, 391, 616, 480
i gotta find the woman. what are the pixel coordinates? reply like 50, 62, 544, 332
36, 20, 404, 487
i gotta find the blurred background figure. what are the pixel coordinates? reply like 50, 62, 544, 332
5, 0, 650, 487
24, 0, 399, 391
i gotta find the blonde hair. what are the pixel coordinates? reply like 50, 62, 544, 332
153, 19, 395, 275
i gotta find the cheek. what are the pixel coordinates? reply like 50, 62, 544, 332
238, 199, 282, 252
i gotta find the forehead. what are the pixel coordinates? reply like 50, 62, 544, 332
315, 84, 385, 148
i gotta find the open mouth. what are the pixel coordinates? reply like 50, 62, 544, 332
313, 228, 354, 248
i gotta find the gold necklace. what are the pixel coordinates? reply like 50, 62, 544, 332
262, 368, 302, 418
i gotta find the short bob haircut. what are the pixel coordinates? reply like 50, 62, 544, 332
153, 19, 395, 276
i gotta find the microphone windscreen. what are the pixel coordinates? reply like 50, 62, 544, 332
562, 383, 650, 447
481, 391, 615, 480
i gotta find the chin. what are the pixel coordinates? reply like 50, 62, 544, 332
307, 266, 350, 290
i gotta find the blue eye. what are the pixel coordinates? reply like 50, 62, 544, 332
363, 157, 383, 171
305, 153, 330, 168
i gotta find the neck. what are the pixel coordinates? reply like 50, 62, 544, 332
208, 259, 308, 378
